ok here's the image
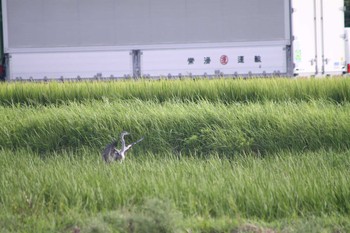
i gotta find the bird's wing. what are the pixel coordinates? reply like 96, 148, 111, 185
124, 137, 144, 153
102, 141, 117, 162
137, 137, 145, 143
130, 137, 144, 147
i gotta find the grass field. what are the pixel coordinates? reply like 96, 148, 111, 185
0, 78, 350, 232
1, 77, 349, 105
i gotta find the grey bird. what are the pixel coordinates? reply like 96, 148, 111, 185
102, 131, 144, 163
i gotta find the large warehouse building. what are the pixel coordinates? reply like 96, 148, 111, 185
0, 0, 346, 80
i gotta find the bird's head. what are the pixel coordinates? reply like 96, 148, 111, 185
120, 131, 130, 137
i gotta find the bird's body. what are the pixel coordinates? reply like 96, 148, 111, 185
101, 140, 118, 163
102, 131, 144, 163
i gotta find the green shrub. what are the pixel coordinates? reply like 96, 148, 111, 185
81, 199, 182, 233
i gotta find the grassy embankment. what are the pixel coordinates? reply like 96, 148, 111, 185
0, 78, 349, 232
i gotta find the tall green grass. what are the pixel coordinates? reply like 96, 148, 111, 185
0, 100, 349, 154
0, 78, 349, 105
1, 78, 350, 232
0, 150, 349, 232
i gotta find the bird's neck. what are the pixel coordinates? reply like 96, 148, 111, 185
120, 135, 126, 151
